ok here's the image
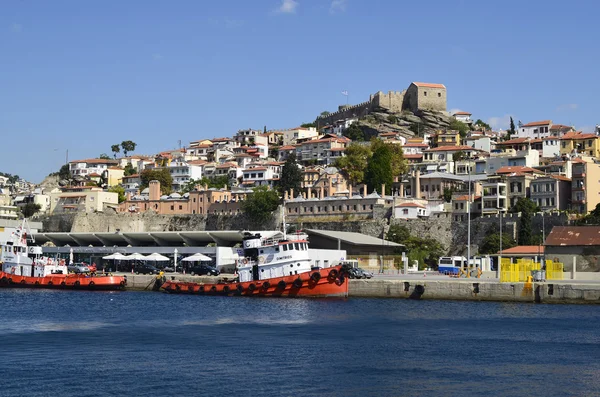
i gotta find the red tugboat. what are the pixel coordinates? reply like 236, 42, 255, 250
161, 232, 349, 298
0, 221, 126, 291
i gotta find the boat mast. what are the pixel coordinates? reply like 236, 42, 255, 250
281, 196, 287, 240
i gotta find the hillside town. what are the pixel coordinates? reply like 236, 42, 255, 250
1, 81, 598, 232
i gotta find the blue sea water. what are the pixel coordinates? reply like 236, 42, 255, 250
0, 289, 599, 397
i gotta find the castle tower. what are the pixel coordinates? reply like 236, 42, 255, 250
149, 180, 161, 201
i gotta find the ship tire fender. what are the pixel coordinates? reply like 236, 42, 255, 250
210, 285, 218, 293
88, 281, 95, 289
335, 275, 345, 286
61, 281, 66, 287
189, 285, 195, 293
328, 269, 339, 281
175, 284, 181, 292
223, 285, 231, 294
310, 272, 321, 282
0, 276, 7, 284
74, 281, 80, 286
236, 284, 244, 294
47, 281, 53, 286
277, 280, 286, 290
20, 279, 26, 285
248, 283, 256, 292
35, 281, 40, 286
261, 281, 270, 291
8, 278, 14, 284
293, 278, 303, 289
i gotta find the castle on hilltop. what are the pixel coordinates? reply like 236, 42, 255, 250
317, 82, 447, 128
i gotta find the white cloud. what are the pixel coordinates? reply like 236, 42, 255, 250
330, 0, 347, 13
556, 103, 578, 112
487, 114, 514, 130
10, 23, 22, 33
276, 0, 298, 14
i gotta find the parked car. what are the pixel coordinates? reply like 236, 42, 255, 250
67, 263, 90, 274
347, 267, 373, 279
133, 263, 160, 275
189, 263, 220, 276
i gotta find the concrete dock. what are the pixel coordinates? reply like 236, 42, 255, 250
121, 274, 600, 304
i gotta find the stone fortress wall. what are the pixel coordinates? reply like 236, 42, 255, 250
317, 82, 447, 128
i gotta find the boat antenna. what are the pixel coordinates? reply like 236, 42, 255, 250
282, 196, 287, 240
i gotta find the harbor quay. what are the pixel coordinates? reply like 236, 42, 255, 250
122, 273, 600, 304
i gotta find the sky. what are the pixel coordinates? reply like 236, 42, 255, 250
1, 0, 599, 183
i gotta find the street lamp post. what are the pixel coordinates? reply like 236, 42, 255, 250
467, 161, 471, 270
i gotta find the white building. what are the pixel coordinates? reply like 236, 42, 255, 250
282, 127, 319, 146
453, 111, 472, 123
69, 158, 119, 178
517, 120, 552, 139
394, 202, 428, 219
542, 137, 561, 158
485, 148, 540, 175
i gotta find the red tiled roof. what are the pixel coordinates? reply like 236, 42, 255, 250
122, 174, 140, 178
454, 195, 482, 201
404, 154, 423, 159
561, 133, 597, 140
396, 202, 425, 208
403, 143, 429, 148
243, 167, 267, 171
498, 245, 544, 255
70, 159, 119, 165
522, 120, 551, 127
424, 145, 481, 152
188, 160, 208, 165
496, 166, 543, 175
412, 82, 446, 89
453, 111, 472, 115
549, 124, 571, 130
495, 137, 530, 145
279, 145, 296, 150
550, 175, 571, 182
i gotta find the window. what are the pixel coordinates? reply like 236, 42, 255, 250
438, 92, 441, 97
423, 91, 427, 96
170, 205, 174, 210
403, 209, 408, 215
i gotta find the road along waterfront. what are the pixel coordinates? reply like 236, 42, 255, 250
123, 273, 600, 304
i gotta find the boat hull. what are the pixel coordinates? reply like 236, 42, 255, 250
0, 271, 127, 291
161, 265, 348, 298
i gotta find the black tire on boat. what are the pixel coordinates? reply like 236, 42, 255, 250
60, 281, 66, 287
47, 281, 53, 286
310, 272, 321, 282
293, 278, 303, 288
223, 285, 231, 294
277, 280, 286, 290
35, 281, 40, 286
20, 280, 26, 285
236, 284, 244, 294
89, 281, 95, 290
210, 286, 217, 293
0, 277, 7, 285
248, 283, 257, 292
74, 281, 80, 286
261, 282, 270, 291
175, 284, 181, 292
335, 275, 345, 286
328, 269, 339, 281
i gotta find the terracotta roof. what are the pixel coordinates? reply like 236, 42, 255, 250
424, 145, 481, 152
216, 162, 238, 169
279, 145, 296, 150
496, 166, 543, 175
191, 144, 213, 148
396, 202, 425, 208
211, 137, 231, 142
243, 167, 267, 171
549, 124, 571, 130
412, 82, 446, 89
522, 120, 552, 127
561, 132, 597, 140
453, 195, 481, 201
550, 175, 571, 182
530, 138, 543, 143
404, 154, 423, 159
88, 173, 101, 177
453, 111, 472, 115
123, 174, 140, 178
403, 143, 429, 148
545, 226, 600, 246
70, 159, 119, 165
495, 137, 530, 145
498, 245, 545, 255
188, 160, 208, 165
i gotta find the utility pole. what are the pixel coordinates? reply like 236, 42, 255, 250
467, 162, 471, 269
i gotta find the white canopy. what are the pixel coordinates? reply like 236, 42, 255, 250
102, 253, 127, 260
181, 253, 212, 262
145, 253, 170, 262
122, 253, 147, 261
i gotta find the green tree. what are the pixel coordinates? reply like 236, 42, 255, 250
140, 168, 173, 195
98, 153, 111, 160
300, 122, 316, 128
124, 163, 136, 176
365, 143, 393, 195
108, 185, 126, 203
278, 153, 303, 199
343, 123, 365, 141
58, 164, 71, 180
519, 210, 534, 245
320, 111, 331, 117
508, 117, 516, 138
474, 119, 491, 131
111, 144, 121, 159
121, 140, 137, 157
334, 143, 372, 186
180, 176, 230, 194
453, 150, 467, 162
479, 230, 517, 255
241, 186, 280, 223
20, 203, 41, 218
371, 138, 407, 177
448, 118, 470, 138
578, 203, 600, 225
510, 197, 539, 213
386, 224, 445, 268
442, 187, 454, 203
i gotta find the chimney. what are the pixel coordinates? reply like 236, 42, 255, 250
328, 177, 333, 196
414, 169, 421, 199
290, 188, 294, 199
284, 191, 289, 200
149, 180, 160, 201
349, 185, 353, 197
399, 184, 405, 198
381, 183, 386, 196
307, 187, 312, 199
320, 186, 325, 199
362, 185, 367, 197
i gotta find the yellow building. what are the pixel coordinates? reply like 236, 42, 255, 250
560, 132, 600, 158
50, 186, 118, 214
433, 130, 460, 147
571, 159, 600, 214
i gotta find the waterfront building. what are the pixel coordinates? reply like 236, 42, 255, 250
530, 175, 572, 211
571, 159, 600, 214
394, 202, 427, 219
49, 186, 118, 214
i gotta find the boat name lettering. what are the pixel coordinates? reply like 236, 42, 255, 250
277, 255, 293, 260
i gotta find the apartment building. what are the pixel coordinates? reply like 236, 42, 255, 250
571, 160, 600, 214
530, 175, 571, 211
